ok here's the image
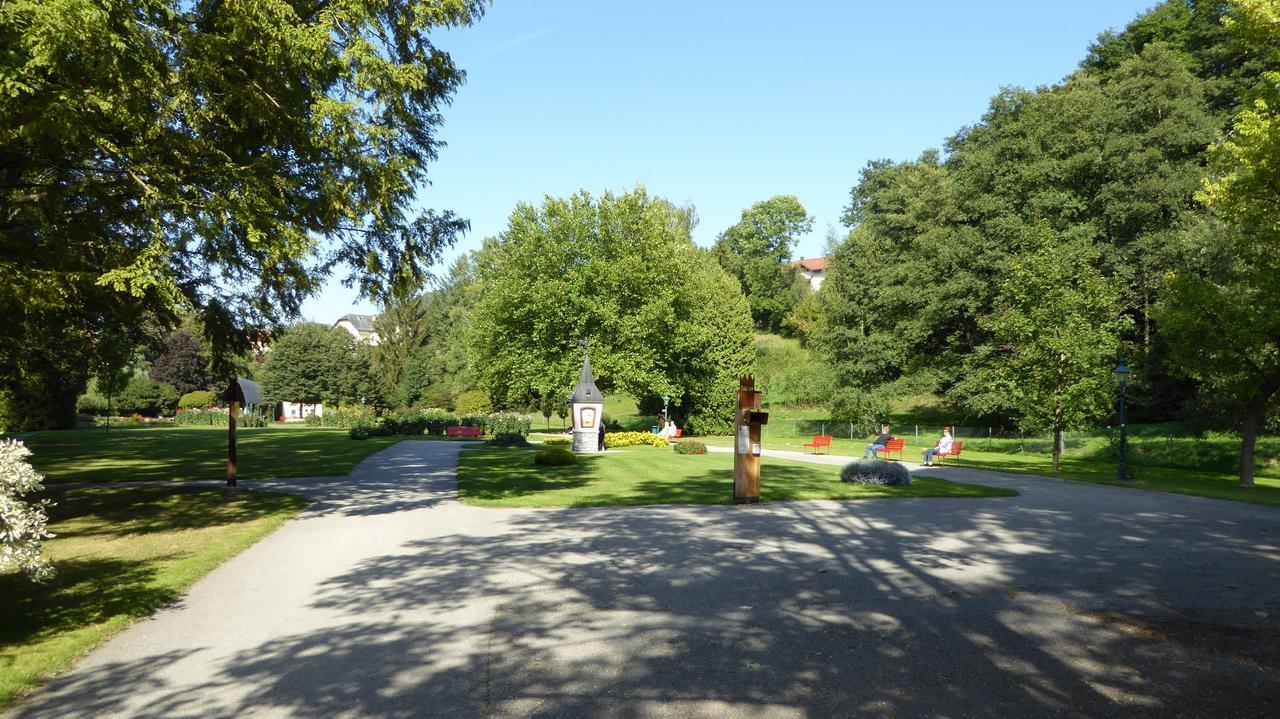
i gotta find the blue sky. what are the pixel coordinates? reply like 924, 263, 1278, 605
301, 0, 1158, 323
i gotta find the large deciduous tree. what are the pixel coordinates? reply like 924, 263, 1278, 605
712, 196, 813, 333
1157, 0, 1280, 487
954, 228, 1131, 471
259, 324, 377, 409
468, 188, 755, 434
148, 333, 211, 395
0, 0, 483, 429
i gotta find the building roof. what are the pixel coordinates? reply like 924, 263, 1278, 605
569, 355, 604, 404
788, 257, 830, 272
333, 313, 377, 333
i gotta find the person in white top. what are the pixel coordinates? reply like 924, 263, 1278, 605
922, 427, 953, 466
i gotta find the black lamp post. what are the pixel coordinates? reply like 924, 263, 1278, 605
1114, 360, 1130, 481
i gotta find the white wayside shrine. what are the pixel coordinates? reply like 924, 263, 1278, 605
569, 355, 605, 454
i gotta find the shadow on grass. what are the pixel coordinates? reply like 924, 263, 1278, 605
23, 427, 401, 485
39, 486, 307, 539
0, 558, 182, 651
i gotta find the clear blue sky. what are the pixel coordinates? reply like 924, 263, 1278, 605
301, 0, 1158, 323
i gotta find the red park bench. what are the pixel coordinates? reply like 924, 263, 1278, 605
880, 437, 906, 461
445, 425, 483, 438
933, 440, 964, 465
803, 435, 833, 454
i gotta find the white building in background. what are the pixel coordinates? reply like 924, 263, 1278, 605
279, 402, 323, 421
332, 313, 380, 345
788, 256, 830, 291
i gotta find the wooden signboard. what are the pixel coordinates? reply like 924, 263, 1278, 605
733, 375, 764, 503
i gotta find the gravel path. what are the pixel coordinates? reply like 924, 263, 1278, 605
7, 441, 1280, 718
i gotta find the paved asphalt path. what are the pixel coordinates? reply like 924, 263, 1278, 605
7, 442, 1280, 718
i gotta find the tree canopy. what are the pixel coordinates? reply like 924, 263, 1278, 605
467, 188, 755, 434
0, 0, 483, 429
712, 196, 814, 333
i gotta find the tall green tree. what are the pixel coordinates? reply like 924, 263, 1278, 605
148, 333, 211, 395
468, 188, 755, 434
1158, 0, 1280, 487
712, 196, 813, 333
955, 229, 1132, 471
0, 0, 483, 429
259, 324, 376, 408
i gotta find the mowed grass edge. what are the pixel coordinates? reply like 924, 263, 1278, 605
457, 445, 1016, 507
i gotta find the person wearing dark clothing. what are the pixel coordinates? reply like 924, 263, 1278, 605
598, 422, 606, 451
863, 426, 893, 459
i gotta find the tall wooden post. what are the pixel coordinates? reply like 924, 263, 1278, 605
227, 400, 238, 487
734, 376, 763, 503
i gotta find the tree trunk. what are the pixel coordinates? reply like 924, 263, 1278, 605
1239, 375, 1280, 488
1052, 428, 1062, 472
1240, 404, 1260, 488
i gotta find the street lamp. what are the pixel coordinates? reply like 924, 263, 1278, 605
662, 394, 670, 423
1114, 360, 1130, 481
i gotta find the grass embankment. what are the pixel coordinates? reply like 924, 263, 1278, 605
457, 445, 1015, 507
22, 425, 402, 484
700, 434, 1280, 506
0, 486, 307, 708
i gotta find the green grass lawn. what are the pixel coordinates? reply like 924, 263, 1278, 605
700, 435, 1280, 506
457, 445, 1015, 507
21, 425, 404, 484
0, 486, 307, 708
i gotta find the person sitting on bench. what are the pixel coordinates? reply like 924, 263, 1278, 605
922, 427, 954, 467
863, 426, 893, 458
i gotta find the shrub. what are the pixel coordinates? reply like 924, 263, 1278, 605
176, 408, 228, 426
75, 389, 109, 416
303, 414, 322, 427
382, 408, 427, 436
0, 439, 52, 581
605, 431, 668, 449
488, 432, 530, 447
484, 412, 532, 437
534, 447, 578, 466
320, 405, 375, 428
673, 440, 707, 455
178, 390, 217, 409
348, 427, 369, 440
116, 377, 180, 416
840, 458, 911, 486
542, 436, 572, 446
682, 413, 731, 437
176, 408, 266, 427
455, 389, 493, 415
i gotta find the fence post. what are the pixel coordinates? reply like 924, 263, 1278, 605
989, 427, 992, 438
849, 422, 853, 439
915, 424, 919, 438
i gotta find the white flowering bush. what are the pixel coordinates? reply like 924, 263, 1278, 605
1, 439, 53, 581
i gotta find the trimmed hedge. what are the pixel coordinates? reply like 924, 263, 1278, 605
541, 436, 572, 446
178, 391, 217, 410
534, 447, 578, 466
175, 409, 267, 428
672, 440, 707, 455
840, 458, 911, 486
605, 431, 668, 449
